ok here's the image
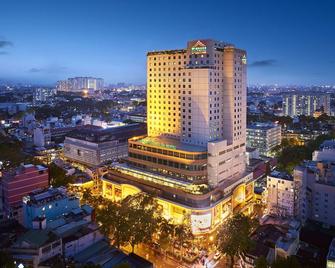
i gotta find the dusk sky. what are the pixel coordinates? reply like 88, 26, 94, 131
0, 0, 334, 85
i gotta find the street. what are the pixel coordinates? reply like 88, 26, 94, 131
127, 244, 232, 268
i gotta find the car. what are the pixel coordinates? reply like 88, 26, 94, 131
151, 242, 160, 249
214, 252, 222, 261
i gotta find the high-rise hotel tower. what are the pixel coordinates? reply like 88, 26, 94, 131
102, 40, 254, 234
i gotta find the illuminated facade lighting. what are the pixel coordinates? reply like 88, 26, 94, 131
102, 39, 255, 234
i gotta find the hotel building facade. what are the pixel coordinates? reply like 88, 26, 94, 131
101, 39, 255, 234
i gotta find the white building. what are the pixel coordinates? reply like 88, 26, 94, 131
247, 122, 281, 157
59, 223, 104, 258
10, 229, 62, 268
33, 88, 56, 105
283, 92, 331, 117
294, 141, 335, 227
313, 140, 335, 161
64, 124, 146, 166
33, 126, 51, 147
57, 77, 104, 92
266, 171, 295, 217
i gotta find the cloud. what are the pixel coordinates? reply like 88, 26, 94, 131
0, 38, 13, 55
249, 59, 277, 67
28, 64, 68, 74
29, 67, 42, 73
0, 39, 13, 48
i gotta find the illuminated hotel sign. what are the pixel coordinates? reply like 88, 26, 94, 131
191, 40, 207, 54
242, 54, 247, 64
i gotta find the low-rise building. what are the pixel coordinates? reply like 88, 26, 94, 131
55, 222, 103, 258
295, 160, 335, 227
239, 219, 300, 268
247, 122, 281, 157
33, 126, 51, 147
2, 164, 49, 222
266, 171, 295, 217
294, 140, 335, 227
22, 187, 81, 229
327, 238, 335, 268
63, 123, 146, 166
313, 140, 335, 162
72, 239, 153, 268
10, 229, 62, 268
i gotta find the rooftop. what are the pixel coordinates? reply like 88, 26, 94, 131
147, 49, 186, 56
23, 187, 77, 206
73, 239, 128, 267
47, 204, 93, 229
14, 229, 59, 248
247, 122, 280, 130
136, 136, 207, 153
320, 140, 335, 150
66, 123, 146, 143
3, 163, 48, 179
269, 170, 293, 181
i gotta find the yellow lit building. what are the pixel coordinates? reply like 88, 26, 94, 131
101, 39, 255, 234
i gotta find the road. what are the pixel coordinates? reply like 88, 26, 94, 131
132, 244, 234, 268
129, 244, 189, 268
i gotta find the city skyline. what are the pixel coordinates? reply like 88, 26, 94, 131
0, 0, 335, 86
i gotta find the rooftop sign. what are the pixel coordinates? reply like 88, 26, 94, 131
191, 40, 207, 54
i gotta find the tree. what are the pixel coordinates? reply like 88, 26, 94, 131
112, 263, 131, 268
217, 213, 257, 268
157, 218, 175, 250
276, 132, 335, 174
96, 193, 162, 252
81, 188, 105, 208
49, 163, 75, 187
0, 251, 15, 268
255, 255, 268, 268
265, 161, 271, 176
123, 193, 161, 252
81, 264, 102, 268
0, 133, 33, 168
173, 221, 193, 258
271, 256, 301, 268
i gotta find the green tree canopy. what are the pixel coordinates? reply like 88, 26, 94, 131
96, 193, 162, 252
217, 213, 257, 268
272, 256, 301, 268
255, 255, 268, 268
0, 250, 15, 268
49, 163, 75, 187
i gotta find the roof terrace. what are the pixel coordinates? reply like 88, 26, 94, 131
134, 136, 207, 153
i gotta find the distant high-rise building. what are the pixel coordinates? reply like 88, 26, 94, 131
33, 88, 56, 105
56, 80, 69, 91
282, 92, 331, 117
101, 39, 255, 234
247, 122, 281, 156
56, 77, 104, 92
